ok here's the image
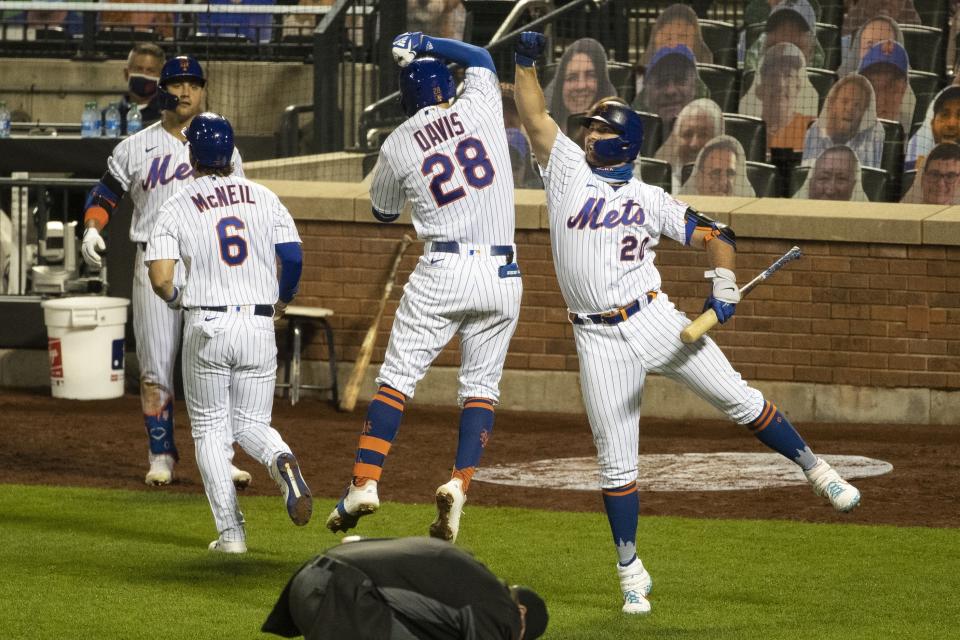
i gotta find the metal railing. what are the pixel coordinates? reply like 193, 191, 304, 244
0, 175, 103, 297
0, 1, 336, 61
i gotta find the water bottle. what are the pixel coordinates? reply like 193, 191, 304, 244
126, 103, 142, 135
0, 101, 9, 138
81, 101, 99, 138
104, 102, 121, 139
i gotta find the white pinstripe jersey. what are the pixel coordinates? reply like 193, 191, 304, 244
540, 133, 689, 315
371, 67, 515, 244
106, 121, 244, 242
145, 174, 300, 307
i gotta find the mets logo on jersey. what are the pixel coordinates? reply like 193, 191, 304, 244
567, 197, 645, 230
141, 154, 194, 191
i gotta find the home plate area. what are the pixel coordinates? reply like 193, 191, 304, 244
474, 453, 893, 492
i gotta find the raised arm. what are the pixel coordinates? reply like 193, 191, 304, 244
392, 32, 495, 73
512, 32, 559, 166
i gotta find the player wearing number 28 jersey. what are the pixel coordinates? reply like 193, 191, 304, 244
326, 33, 521, 545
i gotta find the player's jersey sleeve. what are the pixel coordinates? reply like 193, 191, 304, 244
651, 189, 690, 245
540, 131, 585, 197
458, 67, 502, 112
144, 205, 181, 263
105, 137, 135, 192
232, 147, 245, 178
273, 195, 301, 244
370, 154, 406, 217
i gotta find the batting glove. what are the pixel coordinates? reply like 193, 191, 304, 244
81, 226, 106, 269
165, 286, 182, 310
392, 31, 425, 68
703, 267, 739, 324
515, 31, 546, 67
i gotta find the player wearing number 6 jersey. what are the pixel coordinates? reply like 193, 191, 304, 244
146, 113, 312, 553
80, 55, 250, 488
512, 31, 861, 615
326, 33, 521, 544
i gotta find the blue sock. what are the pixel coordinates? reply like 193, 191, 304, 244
749, 400, 818, 470
353, 385, 406, 482
452, 397, 495, 491
144, 398, 177, 460
602, 482, 639, 565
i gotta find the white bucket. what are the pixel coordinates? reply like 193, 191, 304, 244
41, 296, 131, 400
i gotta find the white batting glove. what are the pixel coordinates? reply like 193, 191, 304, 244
165, 286, 182, 310
705, 267, 740, 304
81, 227, 106, 269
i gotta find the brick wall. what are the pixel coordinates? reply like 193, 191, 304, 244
293, 221, 960, 391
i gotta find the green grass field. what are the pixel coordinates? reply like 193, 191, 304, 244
1, 484, 956, 639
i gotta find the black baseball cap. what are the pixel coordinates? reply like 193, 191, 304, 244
513, 586, 548, 639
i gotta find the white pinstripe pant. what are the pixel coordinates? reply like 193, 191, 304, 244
133, 245, 182, 407
377, 252, 522, 405
182, 310, 291, 540
574, 293, 764, 488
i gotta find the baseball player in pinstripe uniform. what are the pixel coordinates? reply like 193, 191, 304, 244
326, 33, 522, 544
512, 32, 860, 615
80, 55, 250, 488
145, 113, 312, 553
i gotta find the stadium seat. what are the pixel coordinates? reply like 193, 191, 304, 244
805, 67, 837, 112
639, 157, 672, 193
723, 113, 767, 163
912, 0, 951, 30
637, 111, 663, 160
900, 169, 917, 200
698, 19, 737, 68
909, 70, 944, 127
789, 165, 888, 201
818, 0, 844, 28
696, 63, 739, 113
901, 24, 945, 75
861, 166, 889, 201
878, 118, 905, 202
746, 160, 781, 196
814, 23, 840, 70
608, 61, 636, 104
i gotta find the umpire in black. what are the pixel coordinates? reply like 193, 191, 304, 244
262, 537, 548, 640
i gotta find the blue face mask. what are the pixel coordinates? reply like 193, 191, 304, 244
128, 74, 159, 99
591, 162, 634, 185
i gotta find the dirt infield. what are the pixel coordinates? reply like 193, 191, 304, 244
2, 388, 957, 528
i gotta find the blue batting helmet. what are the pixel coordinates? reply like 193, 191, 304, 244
184, 113, 234, 169
398, 57, 455, 117
578, 99, 643, 165
160, 55, 206, 88
157, 55, 206, 111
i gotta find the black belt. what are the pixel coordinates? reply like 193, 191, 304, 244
199, 304, 274, 317
430, 241, 514, 257
569, 292, 658, 325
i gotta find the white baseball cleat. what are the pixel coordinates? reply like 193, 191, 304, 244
429, 478, 466, 543
617, 558, 653, 615
231, 465, 252, 490
326, 479, 380, 533
144, 453, 175, 486
269, 453, 313, 526
208, 538, 247, 554
804, 458, 861, 512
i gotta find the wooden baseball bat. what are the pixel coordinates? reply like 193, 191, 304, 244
680, 246, 802, 344
338, 234, 415, 412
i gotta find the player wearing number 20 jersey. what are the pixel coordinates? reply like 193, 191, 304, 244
326, 34, 521, 544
